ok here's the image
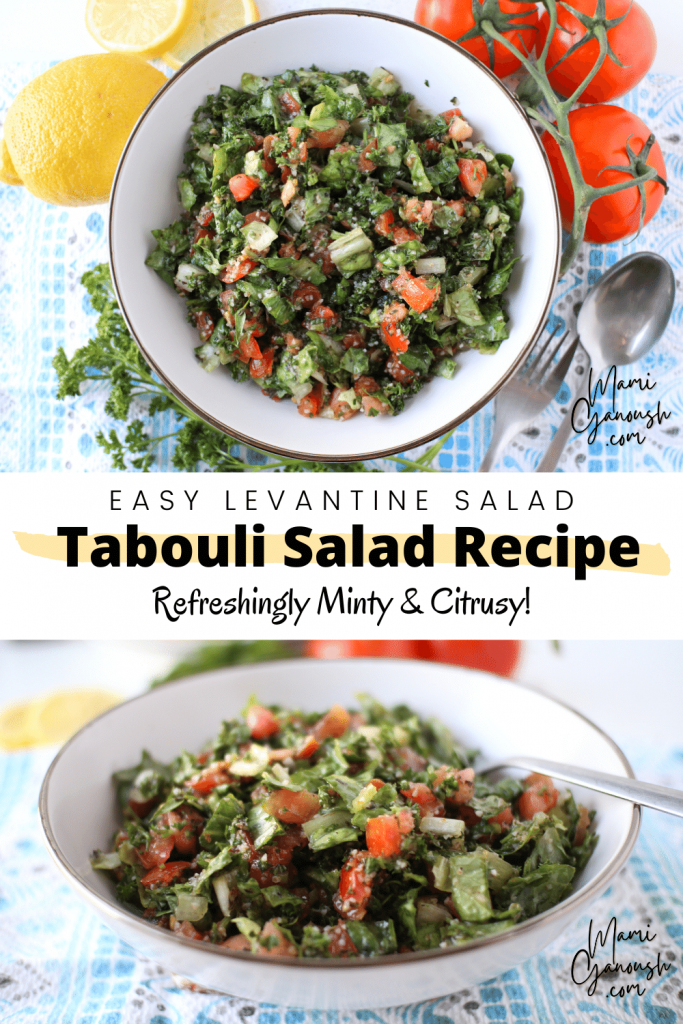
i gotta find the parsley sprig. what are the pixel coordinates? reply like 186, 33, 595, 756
53, 265, 453, 473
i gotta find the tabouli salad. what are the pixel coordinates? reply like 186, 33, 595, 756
146, 66, 523, 420
92, 697, 596, 958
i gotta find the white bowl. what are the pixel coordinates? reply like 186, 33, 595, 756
109, 9, 561, 462
40, 660, 638, 1010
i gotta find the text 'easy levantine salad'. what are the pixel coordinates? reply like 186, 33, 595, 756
146, 67, 523, 420
93, 697, 595, 958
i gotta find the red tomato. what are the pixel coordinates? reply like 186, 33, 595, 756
303, 640, 520, 678
393, 226, 419, 243
259, 920, 298, 957
458, 158, 487, 197
243, 209, 270, 225
375, 210, 395, 237
295, 735, 320, 760
380, 301, 410, 354
359, 138, 378, 172
191, 310, 215, 343
297, 380, 324, 419
541, 105, 666, 243
433, 766, 475, 805
187, 761, 233, 796
308, 120, 349, 149
167, 804, 205, 858
414, 0, 540, 78
291, 282, 322, 309
334, 850, 374, 920
489, 807, 513, 829
137, 831, 175, 869
229, 174, 260, 201
518, 773, 559, 820
366, 815, 402, 858
327, 922, 358, 956
140, 861, 191, 888
246, 704, 280, 740
393, 269, 439, 313
249, 347, 276, 380
312, 703, 351, 742
263, 789, 321, 824
220, 256, 258, 284
536, 0, 656, 104
401, 782, 445, 818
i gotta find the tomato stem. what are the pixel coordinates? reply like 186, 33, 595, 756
479, 1, 661, 277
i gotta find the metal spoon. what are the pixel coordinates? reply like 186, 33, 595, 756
480, 756, 683, 819
536, 252, 676, 472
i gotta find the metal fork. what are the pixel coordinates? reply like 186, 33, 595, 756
478, 326, 578, 472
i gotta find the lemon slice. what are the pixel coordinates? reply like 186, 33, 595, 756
0, 137, 22, 187
0, 690, 121, 749
86, 0, 192, 58
162, 0, 259, 70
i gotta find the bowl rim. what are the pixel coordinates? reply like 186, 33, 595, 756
108, 7, 563, 464
39, 659, 640, 973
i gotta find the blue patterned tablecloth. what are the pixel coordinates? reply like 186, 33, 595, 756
1, 744, 681, 1024
0, 63, 681, 473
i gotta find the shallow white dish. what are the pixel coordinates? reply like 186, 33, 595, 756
109, 9, 561, 462
41, 659, 638, 1010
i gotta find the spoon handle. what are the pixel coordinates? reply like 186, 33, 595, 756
536, 343, 588, 472
484, 756, 683, 818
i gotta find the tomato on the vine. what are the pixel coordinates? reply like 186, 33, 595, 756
541, 105, 667, 244
414, 0, 539, 79
537, 0, 656, 104
304, 640, 520, 678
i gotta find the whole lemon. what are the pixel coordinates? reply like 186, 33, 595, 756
4, 53, 166, 206
0, 137, 22, 186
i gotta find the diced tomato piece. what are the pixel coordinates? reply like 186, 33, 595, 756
433, 766, 475, 805
334, 850, 374, 920
380, 301, 410, 354
456, 805, 481, 828
136, 831, 175, 870
167, 804, 205, 858
448, 116, 473, 142
196, 207, 215, 228
292, 282, 322, 309
259, 919, 298, 957
192, 226, 215, 246
425, 137, 441, 152
458, 158, 487, 197
574, 805, 591, 847
403, 198, 433, 226
191, 310, 215, 342
295, 735, 320, 760
249, 348, 276, 379
329, 387, 358, 421
342, 329, 364, 349
308, 120, 349, 149
220, 256, 258, 284
386, 353, 415, 384
396, 808, 415, 834
187, 761, 233, 796
140, 861, 192, 888
297, 380, 324, 419
440, 107, 462, 124
308, 301, 338, 327
279, 90, 302, 116
229, 173, 260, 201
359, 137, 378, 172
394, 746, 427, 772
263, 789, 321, 824
246, 704, 280, 739
222, 934, 251, 950
248, 826, 308, 887
366, 814, 402, 858
354, 374, 380, 397
128, 795, 156, 818
326, 922, 358, 957
375, 210, 395, 237
446, 199, 467, 216
243, 209, 270, 226
489, 807, 513, 830
370, 778, 385, 790
393, 268, 439, 313
393, 226, 419, 243
361, 394, 391, 417
312, 703, 351, 741
238, 333, 262, 361
172, 919, 205, 940
263, 134, 277, 174
518, 773, 559, 820
401, 782, 445, 818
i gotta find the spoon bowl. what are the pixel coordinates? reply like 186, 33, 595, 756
577, 251, 676, 367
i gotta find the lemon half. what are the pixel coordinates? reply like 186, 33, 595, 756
86, 0, 192, 57
162, 0, 259, 70
0, 690, 121, 750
